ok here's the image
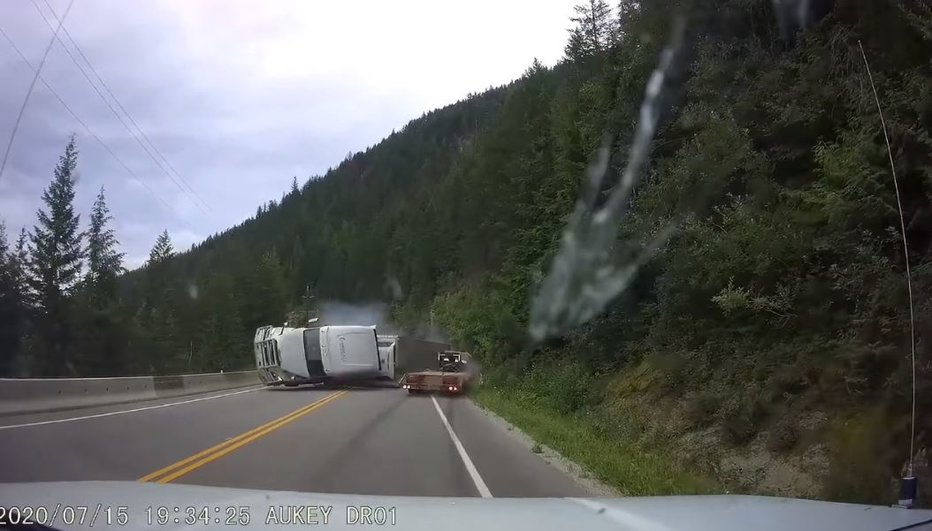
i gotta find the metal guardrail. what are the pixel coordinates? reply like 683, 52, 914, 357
0, 370, 260, 417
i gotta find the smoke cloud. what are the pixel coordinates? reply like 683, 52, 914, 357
317, 301, 391, 329
313, 300, 452, 344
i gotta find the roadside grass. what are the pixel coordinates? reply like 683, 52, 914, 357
474, 386, 719, 496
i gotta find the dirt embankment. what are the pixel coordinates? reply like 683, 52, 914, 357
600, 362, 927, 504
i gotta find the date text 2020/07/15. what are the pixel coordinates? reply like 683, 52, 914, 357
0, 505, 129, 527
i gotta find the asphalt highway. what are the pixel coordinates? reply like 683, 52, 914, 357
0, 385, 594, 498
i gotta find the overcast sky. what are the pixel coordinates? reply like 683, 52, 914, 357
0, 0, 577, 268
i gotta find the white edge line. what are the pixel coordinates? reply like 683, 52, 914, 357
0, 386, 263, 430
430, 395, 493, 498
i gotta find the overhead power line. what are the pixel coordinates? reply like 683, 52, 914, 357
0, 25, 173, 212
0, 0, 75, 181
31, 0, 212, 216
37, 0, 211, 214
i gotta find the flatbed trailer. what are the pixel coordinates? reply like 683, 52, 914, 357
401, 370, 469, 394
400, 351, 473, 395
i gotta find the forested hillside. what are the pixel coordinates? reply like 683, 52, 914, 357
2, 0, 931, 504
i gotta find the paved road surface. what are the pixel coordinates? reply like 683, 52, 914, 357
0, 386, 593, 498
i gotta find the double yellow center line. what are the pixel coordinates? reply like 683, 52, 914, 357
139, 391, 347, 483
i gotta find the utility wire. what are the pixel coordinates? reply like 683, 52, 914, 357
30, 0, 211, 216
0, 25, 173, 212
37, 0, 210, 213
0, 0, 76, 181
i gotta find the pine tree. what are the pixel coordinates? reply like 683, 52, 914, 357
617, 0, 639, 34
14, 229, 28, 287
565, 27, 589, 61
524, 58, 546, 78
71, 186, 127, 376
239, 248, 288, 334
289, 234, 306, 297
148, 230, 174, 265
29, 137, 83, 307
86, 186, 124, 289
290, 176, 299, 195
137, 229, 180, 374
564, 0, 617, 61
13, 227, 31, 322
0, 222, 27, 376
27, 137, 84, 375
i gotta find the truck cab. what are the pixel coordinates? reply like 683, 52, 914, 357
438, 351, 468, 372
376, 335, 399, 381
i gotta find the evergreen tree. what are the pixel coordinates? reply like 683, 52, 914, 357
290, 176, 299, 195
13, 228, 32, 365
29, 137, 83, 304
73, 186, 126, 376
138, 229, 181, 373
148, 230, 174, 265
85, 186, 124, 289
240, 248, 288, 332
617, 0, 639, 33
565, 27, 589, 62
14, 229, 28, 288
0, 222, 27, 376
565, 0, 617, 60
27, 137, 84, 375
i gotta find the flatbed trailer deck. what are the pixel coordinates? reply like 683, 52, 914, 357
401, 370, 468, 394
400, 351, 473, 395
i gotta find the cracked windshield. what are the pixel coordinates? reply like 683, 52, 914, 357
1, 0, 931, 529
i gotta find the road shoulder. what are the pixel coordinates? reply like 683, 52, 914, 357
465, 396, 619, 497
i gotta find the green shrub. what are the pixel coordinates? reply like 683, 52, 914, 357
766, 418, 800, 452
719, 394, 765, 445
686, 391, 720, 428
764, 365, 810, 403
517, 360, 600, 415
588, 404, 640, 441
648, 350, 692, 389
823, 412, 892, 504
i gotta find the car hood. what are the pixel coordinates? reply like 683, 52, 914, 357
1, 481, 929, 531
